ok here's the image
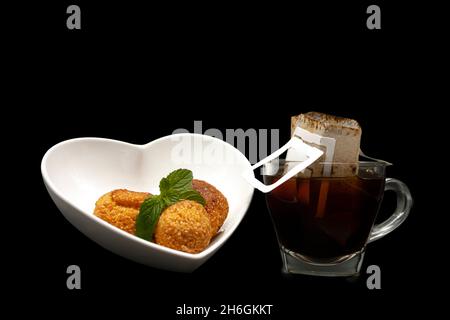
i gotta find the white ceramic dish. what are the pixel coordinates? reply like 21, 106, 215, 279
41, 133, 254, 272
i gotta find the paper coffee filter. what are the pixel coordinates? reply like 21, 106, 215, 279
242, 136, 323, 193
292, 112, 362, 177
242, 112, 390, 194
287, 126, 336, 176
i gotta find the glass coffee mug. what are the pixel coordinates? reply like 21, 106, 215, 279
263, 160, 413, 277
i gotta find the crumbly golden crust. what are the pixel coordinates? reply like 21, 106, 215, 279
154, 200, 212, 253
93, 181, 229, 254
94, 189, 150, 234
192, 179, 229, 237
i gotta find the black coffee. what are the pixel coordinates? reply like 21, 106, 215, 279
265, 174, 385, 260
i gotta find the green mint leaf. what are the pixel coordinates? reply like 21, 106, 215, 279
159, 177, 171, 194
136, 168, 206, 242
161, 169, 193, 193
178, 190, 206, 206
161, 189, 205, 207
135, 195, 166, 241
162, 189, 180, 206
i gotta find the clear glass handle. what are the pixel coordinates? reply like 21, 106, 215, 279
368, 178, 413, 243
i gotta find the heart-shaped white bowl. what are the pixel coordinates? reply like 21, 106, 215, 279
41, 133, 254, 272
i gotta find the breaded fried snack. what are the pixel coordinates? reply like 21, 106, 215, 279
94, 189, 150, 234
154, 200, 212, 253
192, 179, 229, 236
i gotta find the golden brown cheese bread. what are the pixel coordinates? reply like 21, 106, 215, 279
192, 179, 229, 237
154, 200, 212, 253
94, 189, 150, 234
94, 180, 229, 253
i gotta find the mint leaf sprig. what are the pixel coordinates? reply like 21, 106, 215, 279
135, 169, 205, 241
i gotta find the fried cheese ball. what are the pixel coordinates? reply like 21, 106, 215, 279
94, 189, 150, 234
192, 179, 229, 237
154, 200, 212, 254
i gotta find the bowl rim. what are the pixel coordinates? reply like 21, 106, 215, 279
41, 133, 254, 261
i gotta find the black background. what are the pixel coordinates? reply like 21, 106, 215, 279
8, 0, 444, 318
